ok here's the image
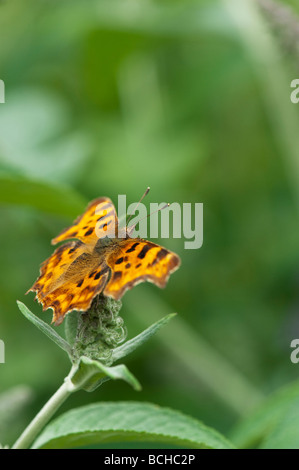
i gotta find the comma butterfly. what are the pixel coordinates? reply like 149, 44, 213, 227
27, 194, 181, 325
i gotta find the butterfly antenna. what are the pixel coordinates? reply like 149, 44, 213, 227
127, 202, 170, 236
126, 186, 150, 228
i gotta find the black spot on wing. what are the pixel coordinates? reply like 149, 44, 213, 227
137, 245, 153, 259
151, 248, 168, 266
115, 257, 124, 265
98, 219, 112, 231
113, 271, 122, 281
85, 228, 93, 236
126, 242, 140, 253
94, 265, 110, 280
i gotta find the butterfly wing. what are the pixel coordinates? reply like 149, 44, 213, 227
27, 240, 86, 299
40, 262, 110, 325
52, 197, 118, 247
28, 196, 181, 325
104, 239, 180, 300
27, 240, 110, 325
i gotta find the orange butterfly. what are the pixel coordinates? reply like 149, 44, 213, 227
28, 196, 181, 325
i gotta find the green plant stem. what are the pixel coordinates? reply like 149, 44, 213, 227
12, 367, 76, 449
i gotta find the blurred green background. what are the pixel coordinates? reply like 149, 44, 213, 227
1, 0, 299, 447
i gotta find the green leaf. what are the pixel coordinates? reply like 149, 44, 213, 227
17, 301, 72, 359
112, 313, 177, 362
32, 401, 235, 449
230, 380, 299, 448
64, 311, 79, 346
0, 175, 86, 218
70, 356, 141, 392
260, 397, 299, 449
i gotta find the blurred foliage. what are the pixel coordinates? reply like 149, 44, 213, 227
1, 0, 299, 447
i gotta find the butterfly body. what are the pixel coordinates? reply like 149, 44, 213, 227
28, 197, 180, 325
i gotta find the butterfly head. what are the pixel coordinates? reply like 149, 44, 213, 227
95, 235, 115, 253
